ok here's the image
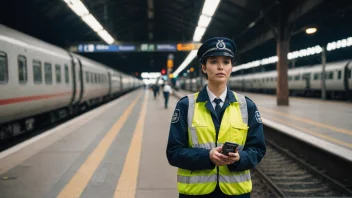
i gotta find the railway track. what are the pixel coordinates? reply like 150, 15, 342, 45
252, 139, 352, 197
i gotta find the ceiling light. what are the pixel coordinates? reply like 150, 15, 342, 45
305, 27, 317, 34
193, 26, 206, 42
98, 30, 114, 44
198, 15, 212, 28
64, 0, 89, 16
202, 0, 220, 16
82, 14, 103, 32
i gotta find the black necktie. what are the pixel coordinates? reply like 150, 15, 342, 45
213, 98, 222, 119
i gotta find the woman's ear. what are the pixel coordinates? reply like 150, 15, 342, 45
201, 64, 206, 73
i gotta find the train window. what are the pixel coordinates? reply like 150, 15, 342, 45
0, 52, 8, 83
33, 60, 42, 84
288, 76, 292, 81
55, 64, 61, 83
64, 64, 69, 83
349, 69, 352, 79
314, 73, 318, 80
18, 55, 27, 84
90, 73, 94, 84
85, 71, 89, 83
95, 73, 97, 84
295, 75, 300, 81
338, 70, 342, 80
44, 63, 53, 84
328, 72, 333, 80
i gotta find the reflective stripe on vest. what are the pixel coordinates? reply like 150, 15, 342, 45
177, 91, 252, 195
179, 172, 250, 184
178, 174, 217, 184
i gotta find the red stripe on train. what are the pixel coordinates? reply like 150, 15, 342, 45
0, 92, 72, 105
0, 88, 109, 105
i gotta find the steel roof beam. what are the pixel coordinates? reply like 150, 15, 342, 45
239, 0, 325, 54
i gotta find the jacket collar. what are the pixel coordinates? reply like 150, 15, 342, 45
196, 85, 237, 103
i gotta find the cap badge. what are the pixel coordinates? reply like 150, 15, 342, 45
216, 40, 226, 49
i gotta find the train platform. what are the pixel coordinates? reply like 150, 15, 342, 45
173, 89, 352, 162
0, 88, 179, 198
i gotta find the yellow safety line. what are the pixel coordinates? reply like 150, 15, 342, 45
57, 92, 142, 198
114, 91, 148, 197
260, 107, 352, 135
267, 116, 352, 149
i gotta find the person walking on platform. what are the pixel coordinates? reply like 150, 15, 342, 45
152, 84, 159, 99
166, 37, 266, 198
163, 82, 173, 109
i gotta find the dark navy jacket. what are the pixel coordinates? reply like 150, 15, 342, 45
166, 86, 266, 198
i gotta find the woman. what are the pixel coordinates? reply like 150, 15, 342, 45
166, 37, 266, 198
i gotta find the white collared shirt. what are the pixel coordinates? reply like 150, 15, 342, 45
206, 85, 227, 109
163, 84, 173, 93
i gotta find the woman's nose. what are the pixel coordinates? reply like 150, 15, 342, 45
218, 63, 224, 70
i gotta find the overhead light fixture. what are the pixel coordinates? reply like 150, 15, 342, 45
305, 27, 317, 34
198, 15, 212, 27
327, 37, 352, 51
193, 26, 206, 42
98, 30, 114, 44
82, 14, 103, 32
248, 22, 255, 29
62, 0, 115, 44
63, 0, 89, 16
173, 50, 197, 76
201, 0, 221, 16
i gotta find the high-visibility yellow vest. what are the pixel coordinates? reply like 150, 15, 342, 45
177, 92, 252, 195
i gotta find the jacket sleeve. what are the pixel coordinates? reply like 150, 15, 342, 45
166, 96, 215, 171
228, 97, 266, 171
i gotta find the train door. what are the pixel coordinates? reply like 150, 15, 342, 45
120, 74, 123, 91
344, 61, 351, 98
76, 58, 84, 103
303, 73, 311, 90
107, 72, 112, 95
70, 56, 82, 105
68, 53, 77, 105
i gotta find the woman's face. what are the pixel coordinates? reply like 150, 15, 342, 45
202, 56, 232, 85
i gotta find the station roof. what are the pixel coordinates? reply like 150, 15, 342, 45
1, 0, 352, 76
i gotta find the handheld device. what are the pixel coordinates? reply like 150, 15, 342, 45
221, 142, 239, 156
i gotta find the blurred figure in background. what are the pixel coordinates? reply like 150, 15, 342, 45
152, 84, 159, 99
163, 82, 173, 109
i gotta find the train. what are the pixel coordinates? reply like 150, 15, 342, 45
0, 25, 143, 140
180, 60, 352, 99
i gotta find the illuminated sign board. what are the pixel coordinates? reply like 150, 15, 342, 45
140, 44, 155, 52
76, 42, 201, 53
177, 43, 195, 51
118, 45, 135, 51
78, 44, 118, 52
156, 44, 177, 51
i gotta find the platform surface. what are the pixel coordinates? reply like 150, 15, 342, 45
0, 88, 179, 198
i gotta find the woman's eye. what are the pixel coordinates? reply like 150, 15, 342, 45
224, 61, 230, 64
211, 61, 217, 64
